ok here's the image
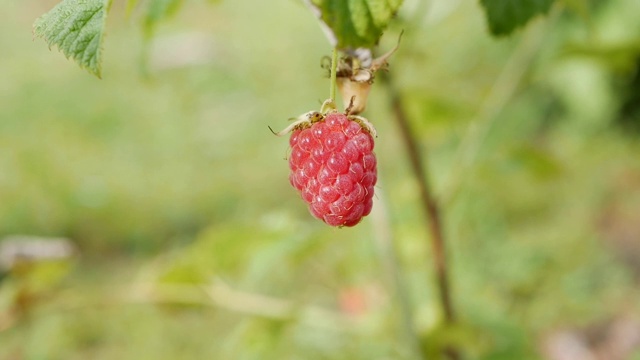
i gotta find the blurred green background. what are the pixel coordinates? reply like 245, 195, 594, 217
2, 0, 640, 359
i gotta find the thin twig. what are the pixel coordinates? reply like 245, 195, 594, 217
439, 11, 558, 205
379, 71, 459, 360
130, 281, 356, 331
17, 282, 357, 333
370, 182, 425, 360
300, 0, 337, 46
330, 47, 339, 101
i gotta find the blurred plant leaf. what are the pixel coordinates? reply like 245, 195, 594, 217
310, 0, 404, 49
127, 0, 139, 15
563, 41, 640, 72
14, 261, 75, 294
510, 144, 562, 181
143, 0, 185, 37
421, 322, 491, 359
480, 0, 555, 36
33, 0, 112, 78
158, 220, 314, 290
561, 0, 592, 25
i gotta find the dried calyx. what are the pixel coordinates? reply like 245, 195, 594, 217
269, 98, 377, 138
324, 33, 402, 115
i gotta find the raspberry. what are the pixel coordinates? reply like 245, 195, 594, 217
288, 112, 377, 227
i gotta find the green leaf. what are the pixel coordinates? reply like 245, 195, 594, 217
127, 0, 140, 15
143, 0, 185, 37
480, 0, 555, 36
311, 0, 403, 49
33, 0, 112, 78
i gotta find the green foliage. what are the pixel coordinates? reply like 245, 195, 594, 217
7, 0, 640, 358
143, 0, 185, 36
311, 0, 404, 48
126, 0, 140, 15
480, 0, 556, 36
33, 0, 112, 78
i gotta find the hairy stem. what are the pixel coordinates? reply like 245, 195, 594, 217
329, 47, 338, 101
380, 72, 459, 359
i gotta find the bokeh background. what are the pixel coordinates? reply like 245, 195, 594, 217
2, 0, 640, 359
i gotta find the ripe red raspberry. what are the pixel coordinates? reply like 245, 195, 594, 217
288, 112, 377, 227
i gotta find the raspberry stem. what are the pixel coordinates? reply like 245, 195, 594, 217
380, 69, 460, 360
329, 47, 338, 103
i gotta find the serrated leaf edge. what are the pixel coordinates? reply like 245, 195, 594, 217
33, 0, 112, 78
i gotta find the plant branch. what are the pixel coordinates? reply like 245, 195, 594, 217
439, 10, 558, 205
380, 71, 455, 323
370, 182, 425, 360
379, 71, 459, 359
126, 281, 355, 331
20, 282, 357, 333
